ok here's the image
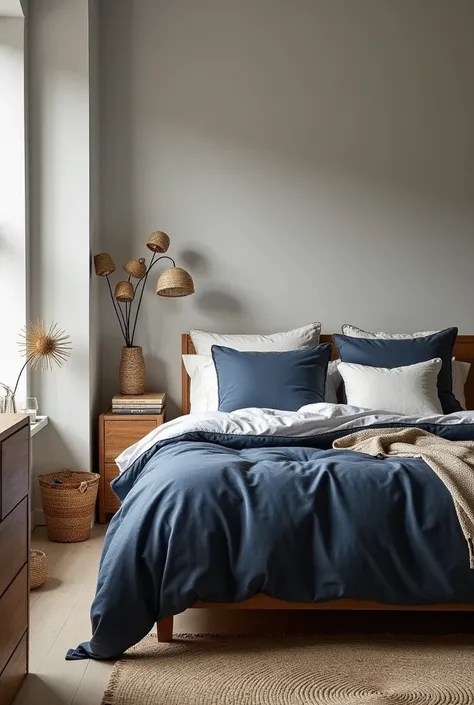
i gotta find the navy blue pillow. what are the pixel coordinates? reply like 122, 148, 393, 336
211, 344, 332, 413
333, 328, 460, 414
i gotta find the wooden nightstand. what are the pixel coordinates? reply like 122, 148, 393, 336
98, 410, 166, 522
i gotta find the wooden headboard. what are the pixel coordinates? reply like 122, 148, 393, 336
181, 333, 474, 415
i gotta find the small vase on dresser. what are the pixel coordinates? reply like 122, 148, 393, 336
119, 346, 146, 395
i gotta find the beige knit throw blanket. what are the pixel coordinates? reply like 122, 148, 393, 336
333, 427, 474, 568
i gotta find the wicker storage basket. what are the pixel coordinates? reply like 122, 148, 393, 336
39, 470, 100, 543
30, 549, 48, 589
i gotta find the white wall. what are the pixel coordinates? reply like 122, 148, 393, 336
28, 0, 100, 517
0, 17, 26, 400
98, 0, 474, 414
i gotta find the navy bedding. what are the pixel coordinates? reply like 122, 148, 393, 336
67, 421, 474, 661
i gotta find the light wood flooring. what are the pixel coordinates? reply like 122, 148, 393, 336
14, 525, 113, 705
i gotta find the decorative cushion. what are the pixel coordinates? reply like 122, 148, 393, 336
211, 344, 332, 413
341, 324, 437, 340
341, 324, 467, 410
182, 355, 219, 413
190, 323, 321, 356
184, 354, 342, 413
452, 360, 471, 410
333, 328, 460, 414
338, 358, 443, 416
325, 360, 342, 404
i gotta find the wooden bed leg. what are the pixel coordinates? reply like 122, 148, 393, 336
157, 616, 174, 642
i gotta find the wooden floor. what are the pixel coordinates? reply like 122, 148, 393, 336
14, 525, 114, 705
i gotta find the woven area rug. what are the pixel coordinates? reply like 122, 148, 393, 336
102, 634, 474, 705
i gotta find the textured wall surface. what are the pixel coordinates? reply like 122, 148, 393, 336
98, 0, 474, 414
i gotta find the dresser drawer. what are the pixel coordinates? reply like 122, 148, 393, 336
104, 464, 121, 511
0, 633, 27, 705
1, 427, 29, 520
104, 420, 157, 462
0, 566, 27, 675
0, 499, 27, 598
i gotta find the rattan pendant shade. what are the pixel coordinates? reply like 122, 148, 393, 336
146, 231, 170, 253
156, 267, 195, 297
124, 257, 147, 279
115, 281, 134, 302
94, 253, 116, 277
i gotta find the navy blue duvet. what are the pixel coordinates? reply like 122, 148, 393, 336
67, 423, 474, 660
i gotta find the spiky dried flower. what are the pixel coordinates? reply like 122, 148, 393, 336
18, 319, 72, 371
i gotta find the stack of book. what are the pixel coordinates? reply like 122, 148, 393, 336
111, 393, 166, 415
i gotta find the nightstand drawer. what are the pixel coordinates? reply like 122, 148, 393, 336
104, 464, 121, 511
104, 420, 157, 462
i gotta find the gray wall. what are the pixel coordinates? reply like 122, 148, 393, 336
99, 0, 474, 413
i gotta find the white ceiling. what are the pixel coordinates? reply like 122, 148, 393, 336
0, 0, 23, 17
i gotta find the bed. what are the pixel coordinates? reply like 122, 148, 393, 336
157, 334, 474, 641
67, 332, 474, 661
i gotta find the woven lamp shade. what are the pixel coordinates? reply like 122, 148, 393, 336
115, 280, 135, 302
124, 257, 147, 279
146, 231, 170, 253
156, 267, 194, 297
94, 253, 115, 276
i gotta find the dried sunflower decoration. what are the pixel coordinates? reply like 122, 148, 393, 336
0, 320, 71, 413
18, 320, 72, 372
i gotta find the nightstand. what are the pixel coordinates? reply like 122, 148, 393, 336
98, 410, 166, 522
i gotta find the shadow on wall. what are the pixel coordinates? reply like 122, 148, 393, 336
180, 247, 245, 316
195, 290, 243, 315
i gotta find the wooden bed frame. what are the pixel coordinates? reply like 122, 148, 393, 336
156, 332, 474, 641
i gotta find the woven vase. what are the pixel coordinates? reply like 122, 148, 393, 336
119, 346, 146, 395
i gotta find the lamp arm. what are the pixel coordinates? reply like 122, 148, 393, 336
105, 275, 129, 344
117, 302, 130, 346
130, 255, 176, 346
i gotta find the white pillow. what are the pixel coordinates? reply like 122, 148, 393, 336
190, 323, 321, 356
338, 358, 443, 416
341, 324, 437, 340
452, 360, 470, 409
325, 360, 342, 404
183, 351, 340, 413
341, 324, 469, 409
182, 355, 218, 413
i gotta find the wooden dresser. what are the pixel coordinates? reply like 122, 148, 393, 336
98, 411, 165, 522
0, 415, 29, 705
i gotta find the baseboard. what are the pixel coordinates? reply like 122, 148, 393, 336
31, 508, 45, 529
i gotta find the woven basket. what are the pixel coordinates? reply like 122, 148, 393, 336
30, 549, 48, 589
39, 470, 100, 543
119, 345, 146, 394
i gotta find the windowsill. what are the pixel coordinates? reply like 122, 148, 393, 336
31, 415, 48, 437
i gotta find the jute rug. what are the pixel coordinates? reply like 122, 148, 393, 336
102, 634, 474, 705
